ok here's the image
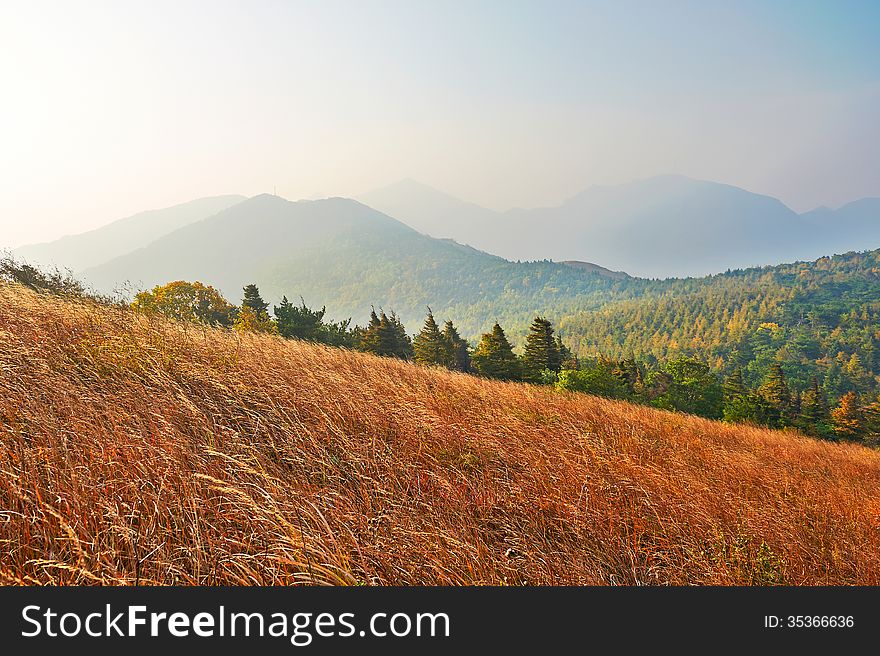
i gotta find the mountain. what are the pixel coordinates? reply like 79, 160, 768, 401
800, 197, 880, 257
4, 280, 879, 584
12, 195, 246, 273
80, 194, 631, 333
360, 176, 880, 279
356, 178, 499, 242
495, 175, 806, 278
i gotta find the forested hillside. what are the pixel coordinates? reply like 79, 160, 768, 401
558, 250, 880, 406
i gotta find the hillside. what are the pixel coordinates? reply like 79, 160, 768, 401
557, 249, 880, 404
12, 195, 246, 273
78, 194, 634, 334
2, 282, 880, 585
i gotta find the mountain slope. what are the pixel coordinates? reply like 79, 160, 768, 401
2, 282, 879, 585
80, 194, 633, 333
13, 195, 246, 273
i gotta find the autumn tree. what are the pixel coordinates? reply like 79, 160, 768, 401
233, 305, 278, 334
831, 391, 865, 440
132, 280, 235, 326
234, 283, 276, 334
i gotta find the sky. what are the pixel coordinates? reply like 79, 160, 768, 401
1, 0, 879, 248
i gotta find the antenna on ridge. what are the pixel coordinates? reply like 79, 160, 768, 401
274, 185, 277, 196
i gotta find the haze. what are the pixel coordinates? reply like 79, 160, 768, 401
2, 0, 879, 248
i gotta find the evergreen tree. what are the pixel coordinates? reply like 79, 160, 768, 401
241, 284, 269, 316
831, 391, 865, 440
274, 296, 326, 341
360, 310, 413, 360
521, 316, 561, 382
441, 319, 471, 372
413, 309, 445, 366
359, 308, 383, 354
861, 394, 880, 446
472, 323, 521, 381
387, 311, 413, 360
798, 375, 829, 433
759, 363, 792, 427
722, 367, 763, 424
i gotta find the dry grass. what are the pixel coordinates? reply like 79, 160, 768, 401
1, 283, 879, 585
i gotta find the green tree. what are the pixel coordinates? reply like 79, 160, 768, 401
650, 357, 723, 419
556, 360, 630, 399
241, 283, 269, 316
441, 319, 471, 372
274, 296, 326, 341
759, 363, 793, 427
472, 323, 521, 381
521, 316, 562, 383
797, 375, 830, 435
360, 309, 412, 359
413, 309, 445, 366
721, 367, 768, 425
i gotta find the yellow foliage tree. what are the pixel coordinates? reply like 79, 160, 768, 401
132, 281, 235, 326
831, 391, 865, 440
233, 305, 278, 334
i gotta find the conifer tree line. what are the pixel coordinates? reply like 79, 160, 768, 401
131, 279, 880, 446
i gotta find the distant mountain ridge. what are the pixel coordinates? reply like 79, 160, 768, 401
13, 195, 246, 273
359, 176, 880, 278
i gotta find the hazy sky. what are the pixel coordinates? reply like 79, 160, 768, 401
2, 0, 879, 248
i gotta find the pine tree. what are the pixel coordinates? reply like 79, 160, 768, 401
798, 376, 828, 429
377, 311, 398, 357
759, 362, 792, 427
413, 309, 445, 366
362, 310, 413, 360
721, 366, 772, 425
387, 311, 413, 360
521, 316, 561, 383
471, 323, 521, 381
241, 284, 269, 316
831, 391, 865, 440
274, 296, 326, 341
441, 319, 470, 372
359, 308, 383, 354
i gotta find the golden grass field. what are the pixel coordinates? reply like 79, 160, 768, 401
1, 282, 880, 585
